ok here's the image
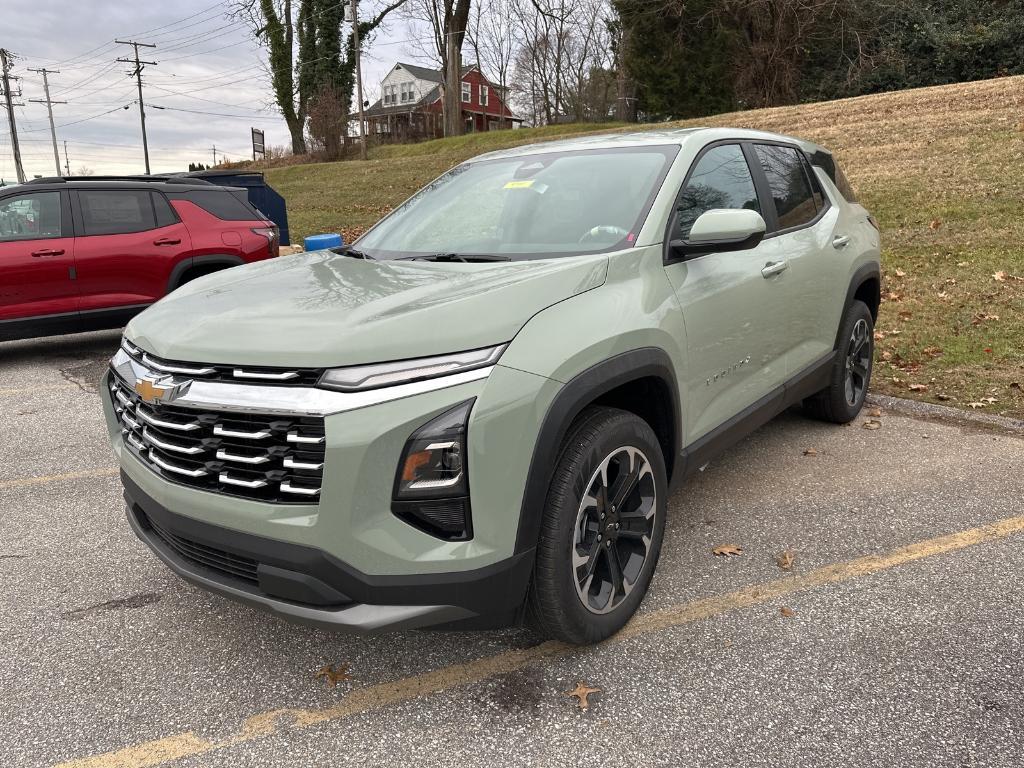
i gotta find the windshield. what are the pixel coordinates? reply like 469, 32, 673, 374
356, 146, 678, 260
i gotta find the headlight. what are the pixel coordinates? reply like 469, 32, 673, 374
392, 400, 474, 540
317, 344, 506, 392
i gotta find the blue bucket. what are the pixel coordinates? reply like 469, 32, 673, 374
304, 233, 344, 251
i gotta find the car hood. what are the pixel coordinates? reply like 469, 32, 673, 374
126, 250, 608, 367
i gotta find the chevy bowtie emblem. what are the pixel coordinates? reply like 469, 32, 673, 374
134, 374, 192, 405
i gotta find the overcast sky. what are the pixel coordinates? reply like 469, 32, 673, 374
0, 0, 431, 180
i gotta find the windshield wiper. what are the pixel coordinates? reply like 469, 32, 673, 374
329, 245, 373, 260
409, 253, 511, 263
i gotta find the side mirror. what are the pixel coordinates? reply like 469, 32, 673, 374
669, 209, 767, 260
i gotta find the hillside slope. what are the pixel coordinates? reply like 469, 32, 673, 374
266, 77, 1024, 416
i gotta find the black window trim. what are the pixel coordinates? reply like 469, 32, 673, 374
0, 188, 74, 242
748, 139, 832, 240
72, 188, 161, 238
662, 138, 764, 265
663, 137, 835, 264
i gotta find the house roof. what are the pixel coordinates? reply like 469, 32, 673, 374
393, 62, 477, 83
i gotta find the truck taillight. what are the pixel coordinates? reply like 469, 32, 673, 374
252, 225, 280, 257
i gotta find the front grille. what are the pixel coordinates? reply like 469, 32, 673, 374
121, 339, 323, 387
110, 373, 325, 502
146, 512, 259, 584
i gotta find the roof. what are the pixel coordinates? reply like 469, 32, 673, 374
468, 127, 831, 162
393, 62, 477, 83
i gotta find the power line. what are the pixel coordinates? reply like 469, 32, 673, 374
116, 39, 157, 174
27, 67, 66, 175
0, 48, 26, 183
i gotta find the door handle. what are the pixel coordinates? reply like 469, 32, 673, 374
31, 248, 65, 258
153, 237, 181, 246
761, 260, 789, 278
832, 235, 851, 249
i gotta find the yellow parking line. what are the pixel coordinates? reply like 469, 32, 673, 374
0, 467, 118, 491
54, 514, 1024, 768
0, 383, 80, 396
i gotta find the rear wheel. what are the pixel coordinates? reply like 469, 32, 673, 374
804, 300, 874, 423
527, 407, 667, 644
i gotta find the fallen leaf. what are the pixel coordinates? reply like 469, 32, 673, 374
936, 393, 952, 401
937, 291, 948, 299
994, 271, 1007, 282
713, 544, 744, 557
880, 350, 893, 361
922, 346, 943, 357
863, 419, 882, 430
957, 261, 970, 267
908, 383, 928, 392
895, 268, 906, 277
777, 550, 795, 570
929, 219, 942, 230
780, 606, 797, 618
802, 448, 818, 456
873, 331, 886, 341
867, 407, 882, 417
316, 663, 352, 688
967, 402, 987, 409
972, 313, 1000, 325
565, 682, 601, 710
981, 397, 998, 404
898, 310, 913, 321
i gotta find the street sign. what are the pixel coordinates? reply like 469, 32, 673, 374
251, 127, 265, 160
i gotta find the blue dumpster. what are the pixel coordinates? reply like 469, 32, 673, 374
185, 170, 292, 245
304, 233, 343, 251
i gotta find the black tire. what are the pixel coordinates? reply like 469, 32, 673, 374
803, 299, 874, 423
526, 406, 668, 645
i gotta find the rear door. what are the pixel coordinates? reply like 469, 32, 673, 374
663, 142, 792, 441
0, 189, 78, 322
748, 142, 842, 376
72, 188, 192, 311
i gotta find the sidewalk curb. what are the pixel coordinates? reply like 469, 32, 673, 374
866, 392, 1024, 435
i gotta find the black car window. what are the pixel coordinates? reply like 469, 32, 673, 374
152, 192, 178, 228
754, 144, 817, 230
674, 144, 760, 240
0, 192, 62, 242
178, 190, 261, 221
79, 190, 156, 236
834, 164, 858, 202
806, 160, 827, 212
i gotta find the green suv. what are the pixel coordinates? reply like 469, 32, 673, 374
103, 128, 880, 644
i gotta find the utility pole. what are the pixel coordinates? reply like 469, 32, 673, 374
63, 139, 70, 175
116, 39, 157, 174
27, 68, 66, 176
211, 144, 216, 167
0, 49, 26, 183
351, 0, 367, 160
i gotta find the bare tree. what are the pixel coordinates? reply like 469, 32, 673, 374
406, 0, 473, 135
466, 0, 517, 127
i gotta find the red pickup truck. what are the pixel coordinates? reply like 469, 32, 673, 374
0, 176, 279, 343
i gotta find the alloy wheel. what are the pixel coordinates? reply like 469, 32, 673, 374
845, 317, 872, 406
572, 446, 657, 615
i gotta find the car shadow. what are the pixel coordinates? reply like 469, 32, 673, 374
0, 329, 123, 365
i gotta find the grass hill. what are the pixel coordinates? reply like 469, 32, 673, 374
266, 77, 1024, 417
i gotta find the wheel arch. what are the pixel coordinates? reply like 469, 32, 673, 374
167, 254, 245, 293
835, 263, 881, 349
513, 347, 681, 555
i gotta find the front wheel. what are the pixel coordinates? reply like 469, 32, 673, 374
804, 299, 874, 423
527, 407, 667, 644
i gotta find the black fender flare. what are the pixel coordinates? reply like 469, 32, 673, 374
512, 347, 681, 556
834, 262, 881, 350
167, 255, 245, 293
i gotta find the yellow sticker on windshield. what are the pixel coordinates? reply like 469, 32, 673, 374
504, 180, 535, 189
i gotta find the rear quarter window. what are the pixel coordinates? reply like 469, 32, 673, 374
833, 165, 858, 203
175, 189, 262, 221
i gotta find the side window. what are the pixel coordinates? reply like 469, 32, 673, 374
834, 164, 858, 202
0, 192, 62, 241
177, 190, 260, 221
754, 144, 817, 230
674, 144, 760, 240
152, 192, 178, 228
79, 190, 156, 236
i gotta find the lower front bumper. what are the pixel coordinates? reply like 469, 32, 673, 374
123, 472, 534, 633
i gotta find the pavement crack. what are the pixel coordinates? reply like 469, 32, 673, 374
63, 593, 162, 621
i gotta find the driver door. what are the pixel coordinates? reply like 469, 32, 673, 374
663, 142, 791, 442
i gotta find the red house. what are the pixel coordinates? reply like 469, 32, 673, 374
362, 62, 522, 141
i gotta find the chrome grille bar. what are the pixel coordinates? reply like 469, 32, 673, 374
214, 424, 271, 440
144, 427, 205, 456
233, 368, 299, 381
137, 409, 202, 432
280, 480, 321, 496
216, 448, 270, 465
150, 453, 208, 478
141, 353, 216, 376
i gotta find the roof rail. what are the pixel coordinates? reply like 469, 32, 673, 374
23, 175, 212, 186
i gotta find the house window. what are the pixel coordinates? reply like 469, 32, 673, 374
461, 81, 471, 103
400, 82, 414, 103
479, 85, 488, 106
383, 85, 398, 105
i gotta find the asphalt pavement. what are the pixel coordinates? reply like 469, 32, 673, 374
1, 330, 1022, 768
